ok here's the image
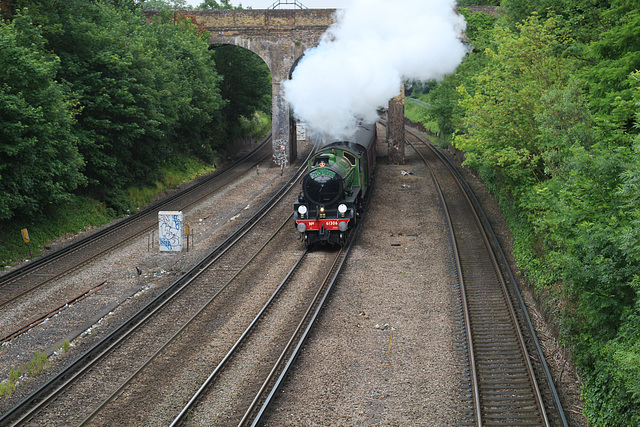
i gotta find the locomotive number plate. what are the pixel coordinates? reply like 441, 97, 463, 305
297, 219, 349, 231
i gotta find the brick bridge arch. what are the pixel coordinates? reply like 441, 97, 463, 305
147, 9, 338, 167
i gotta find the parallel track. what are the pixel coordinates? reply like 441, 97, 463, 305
81, 211, 304, 426
0, 138, 311, 426
0, 139, 270, 306
2, 123, 566, 425
406, 129, 567, 426
1, 139, 367, 426
170, 245, 348, 426
0, 138, 271, 343
172, 157, 373, 426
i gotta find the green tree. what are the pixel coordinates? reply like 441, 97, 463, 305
455, 15, 574, 191
433, 3, 640, 424
501, 0, 609, 41
146, 10, 226, 161
49, 2, 176, 208
421, 9, 496, 140
0, 13, 85, 220
198, 0, 239, 9
457, 0, 500, 5
584, 0, 640, 133
452, 8, 640, 423
141, 0, 190, 10
211, 45, 271, 141
21, 0, 225, 212
584, 73, 640, 425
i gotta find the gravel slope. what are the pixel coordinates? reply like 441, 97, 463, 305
265, 136, 464, 425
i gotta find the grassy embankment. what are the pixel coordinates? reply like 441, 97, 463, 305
0, 154, 217, 270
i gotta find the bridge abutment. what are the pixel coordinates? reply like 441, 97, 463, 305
271, 79, 292, 167
388, 87, 405, 165
196, 9, 337, 167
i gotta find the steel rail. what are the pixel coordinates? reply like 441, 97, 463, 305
239, 246, 345, 426
406, 131, 551, 426
80, 211, 299, 426
246, 161, 377, 427
169, 247, 312, 427
425, 142, 545, 422
0, 142, 311, 427
406, 138, 483, 425
0, 280, 109, 345
0, 137, 272, 309
423, 134, 568, 427
172, 176, 365, 425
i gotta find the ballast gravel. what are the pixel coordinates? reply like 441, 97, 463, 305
0, 129, 588, 426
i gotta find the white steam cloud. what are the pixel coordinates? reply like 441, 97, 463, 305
283, 0, 468, 140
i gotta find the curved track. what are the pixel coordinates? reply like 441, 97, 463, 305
2, 124, 568, 425
1, 138, 366, 427
406, 129, 567, 426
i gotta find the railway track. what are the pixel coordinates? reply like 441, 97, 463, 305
0, 141, 306, 425
172, 242, 354, 426
1, 122, 570, 425
1, 139, 365, 426
0, 138, 272, 344
406, 129, 568, 426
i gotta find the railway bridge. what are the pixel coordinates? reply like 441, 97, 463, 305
145, 5, 498, 166
145, 8, 407, 166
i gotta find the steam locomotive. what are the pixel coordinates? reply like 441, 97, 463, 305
294, 123, 377, 247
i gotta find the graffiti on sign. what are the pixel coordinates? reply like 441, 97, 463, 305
158, 211, 183, 252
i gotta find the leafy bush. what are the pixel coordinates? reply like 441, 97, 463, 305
10, 1, 226, 214
127, 154, 217, 208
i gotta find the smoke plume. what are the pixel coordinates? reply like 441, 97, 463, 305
283, 0, 468, 140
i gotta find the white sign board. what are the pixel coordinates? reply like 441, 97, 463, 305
158, 211, 183, 252
296, 121, 307, 141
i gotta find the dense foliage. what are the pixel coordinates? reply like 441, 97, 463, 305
18, 0, 227, 212
0, 0, 269, 220
0, 13, 85, 219
212, 45, 271, 142
140, 0, 240, 10
418, 1, 640, 424
457, 0, 501, 5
